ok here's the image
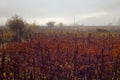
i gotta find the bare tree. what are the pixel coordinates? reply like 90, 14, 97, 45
46, 21, 55, 28
58, 22, 64, 27
6, 15, 26, 41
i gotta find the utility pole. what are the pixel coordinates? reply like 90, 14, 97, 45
74, 16, 75, 25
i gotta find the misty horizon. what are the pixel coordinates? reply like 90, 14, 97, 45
0, 0, 120, 25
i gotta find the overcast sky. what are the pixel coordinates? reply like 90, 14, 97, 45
0, 0, 120, 25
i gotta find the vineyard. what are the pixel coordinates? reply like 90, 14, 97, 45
0, 28, 120, 80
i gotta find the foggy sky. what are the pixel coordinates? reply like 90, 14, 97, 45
0, 0, 120, 25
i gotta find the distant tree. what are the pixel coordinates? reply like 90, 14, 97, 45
58, 22, 64, 27
46, 21, 55, 28
6, 15, 26, 41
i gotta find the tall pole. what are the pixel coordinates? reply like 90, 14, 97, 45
74, 16, 75, 25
